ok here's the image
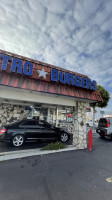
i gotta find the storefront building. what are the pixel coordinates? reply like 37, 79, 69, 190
0, 49, 102, 149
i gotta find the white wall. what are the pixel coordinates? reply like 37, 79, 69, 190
0, 85, 76, 107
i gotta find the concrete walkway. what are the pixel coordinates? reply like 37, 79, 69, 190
0, 145, 78, 161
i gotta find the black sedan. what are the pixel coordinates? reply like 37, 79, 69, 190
0, 119, 70, 147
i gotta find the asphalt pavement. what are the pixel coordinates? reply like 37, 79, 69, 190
0, 132, 112, 200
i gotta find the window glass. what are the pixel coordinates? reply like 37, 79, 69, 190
99, 118, 107, 123
38, 121, 46, 127
20, 120, 37, 126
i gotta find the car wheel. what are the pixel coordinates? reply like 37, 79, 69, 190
60, 133, 68, 143
100, 134, 105, 138
12, 135, 25, 147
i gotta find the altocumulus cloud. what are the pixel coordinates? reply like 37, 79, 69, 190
0, 0, 112, 110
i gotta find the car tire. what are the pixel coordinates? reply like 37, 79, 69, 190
11, 135, 25, 147
60, 132, 68, 143
100, 134, 105, 138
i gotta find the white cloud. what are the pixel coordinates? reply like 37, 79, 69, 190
93, 0, 112, 26
0, 0, 112, 110
64, 51, 78, 65
45, 12, 61, 28
41, 0, 75, 14
73, 0, 102, 25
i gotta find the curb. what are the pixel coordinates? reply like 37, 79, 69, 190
0, 145, 79, 161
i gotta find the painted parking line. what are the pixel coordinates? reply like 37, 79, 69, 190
106, 177, 112, 183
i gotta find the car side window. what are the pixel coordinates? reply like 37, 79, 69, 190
20, 120, 37, 127
37, 121, 46, 127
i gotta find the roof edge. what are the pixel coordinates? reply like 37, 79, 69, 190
0, 49, 89, 78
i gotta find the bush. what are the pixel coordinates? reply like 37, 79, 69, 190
41, 142, 66, 151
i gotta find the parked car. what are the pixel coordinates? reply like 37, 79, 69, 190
0, 119, 70, 147
96, 118, 112, 139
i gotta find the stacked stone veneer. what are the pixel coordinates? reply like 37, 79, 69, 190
0, 104, 25, 125
58, 122, 74, 134
0, 102, 87, 149
73, 102, 87, 149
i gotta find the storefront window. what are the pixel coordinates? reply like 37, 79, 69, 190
58, 107, 73, 124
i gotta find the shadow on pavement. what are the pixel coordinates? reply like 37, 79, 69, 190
0, 141, 48, 153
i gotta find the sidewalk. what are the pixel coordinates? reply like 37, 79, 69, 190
0, 145, 78, 162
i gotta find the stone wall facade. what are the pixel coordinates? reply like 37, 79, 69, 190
0, 103, 25, 125
58, 122, 74, 134
73, 102, 87, 149
57, 102, 87, 149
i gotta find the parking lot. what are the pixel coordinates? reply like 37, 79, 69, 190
0, 130, 112, 200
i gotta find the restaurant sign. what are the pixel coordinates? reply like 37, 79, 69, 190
0, 54, 97, 91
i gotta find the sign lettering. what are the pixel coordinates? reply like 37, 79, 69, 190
0, 54, 97, 91
51, 69, 97, 91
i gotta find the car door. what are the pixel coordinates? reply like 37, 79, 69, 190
37, 121, 58, 140
19, 120, 41, 140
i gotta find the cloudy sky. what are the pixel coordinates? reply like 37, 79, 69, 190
0, 0, 112, 111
